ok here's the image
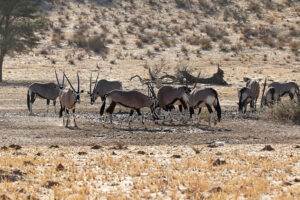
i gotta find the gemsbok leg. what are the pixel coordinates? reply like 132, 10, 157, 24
73, 108, 77, 128
46, 99, 50, 113
53, 100, 57, 114
136, 108, 146, 129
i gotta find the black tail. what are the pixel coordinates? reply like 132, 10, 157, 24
27, 90, 31, 112
100, 95, 106, 116
212, 89, 221, 122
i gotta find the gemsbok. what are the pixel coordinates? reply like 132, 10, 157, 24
88, 72, 123, 105
100, 84, 158, 129
261, 82, 299, 107
59, 72, 84, 128
237, 80, 260, 113
27, 70, 64, 115
156, 85, 191, 122
188, 88, 221, 126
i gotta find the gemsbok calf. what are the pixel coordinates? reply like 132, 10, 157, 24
88, 72, 123, 105
188, 88, 221, 126
156, 85, 190, 122
27, 70, 64, 115
237, 80, 260, 113
59, 72, 84, 128
100, 85, 158, 129
262, 82, 299, 107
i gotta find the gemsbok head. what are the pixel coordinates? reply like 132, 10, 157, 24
237, 80, 260, 113
99, 83, 158, 129
59, 72, 84, 128
88, 72, 122, 105
27, 70, 64, 115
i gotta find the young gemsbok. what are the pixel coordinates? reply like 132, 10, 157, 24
156, 85, 191, 123
188, 87, 221, 126
88, 72, 122, 106
100, 83, 158, 129
261, 82, 299, 107
27, 70, 64, 115
237, 80, 260, 113
59, 72, 84, 128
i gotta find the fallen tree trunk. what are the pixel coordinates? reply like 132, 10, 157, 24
180, 65, 228, 85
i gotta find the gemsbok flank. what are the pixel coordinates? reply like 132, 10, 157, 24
27, 70, 64, 115
188, 87, 221, 126
156, 85, 191, 122
237, 80, 260, 113
88, 72, 122, 105
59, 72, 84, 128
261, 82, 299, 107
100, 83, 158, 129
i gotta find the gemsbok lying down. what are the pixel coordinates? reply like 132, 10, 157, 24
100, 84, 158, 129
59, 72, 84, 128
237, 80, 260, 113
188, 88, 221, 126
156, 85, 190, 122
262, 82, 299, 107
88, 72, 122, 105
27, 70, 64, 115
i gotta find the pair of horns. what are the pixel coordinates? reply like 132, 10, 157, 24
55, 69, 64, 87
64, 72, 80, 93
90, 72, 99, 94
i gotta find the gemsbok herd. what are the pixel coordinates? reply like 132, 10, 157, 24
27, 70, 300, 129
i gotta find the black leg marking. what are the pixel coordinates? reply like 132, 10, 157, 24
129, 109, 134, 116
179, 98, 188, 110
206, 104, 213, 113
106, 101, 116, 114
189, 107, 194, 118
198, 107, 202, 115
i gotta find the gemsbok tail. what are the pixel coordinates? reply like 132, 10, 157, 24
212, 89, 221, 122
27, 90, 31, 112
100, 95, 106, 116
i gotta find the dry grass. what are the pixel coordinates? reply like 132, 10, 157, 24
0, 145, 299, 199
262, 100, 300, 124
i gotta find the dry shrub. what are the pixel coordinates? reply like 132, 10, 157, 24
175, 0, 190, 8
72, 34, 108, 54
202, 25, 227, 41
199, 38, 212, 50
248, 1, 262, 13
186, 35, 201, 45
138, 33, 155, 44
290, 41, 300, 55
135, 40, 143, 48
263, 100, 300, 124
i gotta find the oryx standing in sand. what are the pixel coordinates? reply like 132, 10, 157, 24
188, 87, 221, 126
100, 83, 158, 129
156, 85, 191, 122
261, 82, 299, 107
27, 70, 64, 115
237, 80, 260, 113
59, 72, 84, 128
88, 72, 123, 105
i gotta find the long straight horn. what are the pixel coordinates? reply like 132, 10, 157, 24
64, 72, 76, 92
90, 72, 92, 94
193, 72, 201, 89
77, 72, 80, 92
55, 69, 60, 86
62, 73, 65, 87
94, 72, 99, 91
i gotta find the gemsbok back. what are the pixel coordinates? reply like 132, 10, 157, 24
262, 82, 299, 107
100, 84, 158, 129
156, 85, 190, 122
59, 72, 84, 128
188, 88, 221, 126
88, 72, 123, 105
237, 80, 260, 113
27, 70, 64, 115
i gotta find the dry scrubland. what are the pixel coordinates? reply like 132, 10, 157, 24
0, 145, 300, 199
0, 0, 300, 199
